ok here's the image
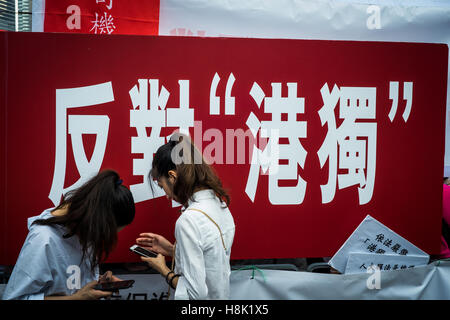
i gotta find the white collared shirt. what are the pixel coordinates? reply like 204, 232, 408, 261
174, 189, 235, 300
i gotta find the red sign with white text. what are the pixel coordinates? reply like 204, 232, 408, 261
0, 32, 447, 265
44, 0, 159, 35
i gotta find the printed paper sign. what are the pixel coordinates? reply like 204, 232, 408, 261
329, 215, 430, 273
344, 252, 429, 274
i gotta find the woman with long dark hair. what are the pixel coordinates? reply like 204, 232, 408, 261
136, 133, 235, 300
3, 170, 135, 300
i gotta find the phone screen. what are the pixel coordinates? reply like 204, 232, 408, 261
130, 245, 158, 258
94, 280, 135, 291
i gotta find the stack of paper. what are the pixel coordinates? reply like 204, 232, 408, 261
328, 215, 430, 274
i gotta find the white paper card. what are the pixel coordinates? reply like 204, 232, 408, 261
329, 215, 429, 273
344, 252, 429, 274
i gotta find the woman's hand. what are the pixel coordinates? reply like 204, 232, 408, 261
98, 270, 122, 283
136, 233, 174, 257
72, 281, 113, 300
141, 253, 170, 275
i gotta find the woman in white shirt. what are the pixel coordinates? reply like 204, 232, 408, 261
136, 133, 235, 300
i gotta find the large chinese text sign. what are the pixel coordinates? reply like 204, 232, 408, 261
0, 32, 447, 264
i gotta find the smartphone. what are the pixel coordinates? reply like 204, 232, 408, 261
129, 245, 158, 258
94, 280, 135, 291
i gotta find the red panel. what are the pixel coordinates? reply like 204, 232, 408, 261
44, 0, 159, 35
0, 33, 6, 263
0, 32, 447, 265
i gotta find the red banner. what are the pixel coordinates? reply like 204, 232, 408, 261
0, 32, 447, 265
43, 0, 159, 35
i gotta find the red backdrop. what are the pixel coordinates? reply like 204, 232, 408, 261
0, 31, 447, 265
43, 0, 160, 35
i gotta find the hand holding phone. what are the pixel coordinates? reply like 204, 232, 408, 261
72, 281, 114, 299
136, 233, 174, 257
93, 280, 135, 291
130, 245, 158, 258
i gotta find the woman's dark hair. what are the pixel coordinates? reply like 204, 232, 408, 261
33, 170, 135, 272
150, 133, 230, 208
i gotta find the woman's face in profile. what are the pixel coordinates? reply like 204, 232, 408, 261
157, 176, 175, 202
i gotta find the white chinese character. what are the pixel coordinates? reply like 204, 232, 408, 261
49, 82, 114, 206
167, 80, 195, 135
129, 79, 194, 203
245, 82, 306, 205
317, 83, 377, 205
96, 0, 113, 10
90, 12, 116, 34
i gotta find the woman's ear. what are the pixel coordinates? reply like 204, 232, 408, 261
168, 170, 177, 182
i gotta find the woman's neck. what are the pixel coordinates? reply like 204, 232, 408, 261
51, 206, 68, 217
193, 186, 208, 193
